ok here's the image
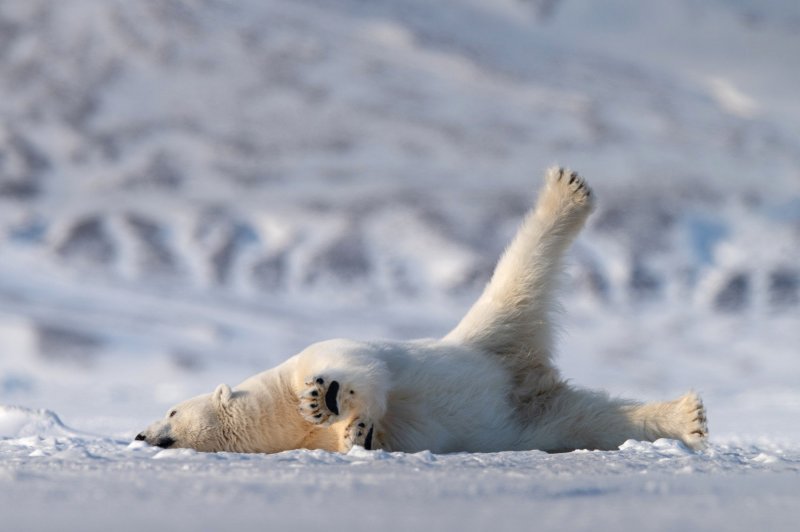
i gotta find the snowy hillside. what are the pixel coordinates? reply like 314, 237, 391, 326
1, 0, 799, 530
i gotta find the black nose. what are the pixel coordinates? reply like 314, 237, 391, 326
135, 433, 146, 441
155, 437, 176, 448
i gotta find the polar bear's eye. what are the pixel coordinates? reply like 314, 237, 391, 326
169, 410, 177, 418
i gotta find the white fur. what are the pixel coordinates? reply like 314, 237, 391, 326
138, 168, 708, 454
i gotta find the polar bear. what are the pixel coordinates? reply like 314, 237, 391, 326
136, 168, 708, 454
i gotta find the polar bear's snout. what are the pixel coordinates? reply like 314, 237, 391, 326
135, 428, 177, 448
154, 436, 176, 448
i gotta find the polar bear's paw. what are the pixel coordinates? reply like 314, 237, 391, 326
546, 168, 592, 207
299, 376, 350, 425
676, 392, 709, 450
345, 418, 375, 450
542, 167, 595, 215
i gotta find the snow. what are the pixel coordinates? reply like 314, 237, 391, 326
1, 0, 799, 530
2, 406, 799, 532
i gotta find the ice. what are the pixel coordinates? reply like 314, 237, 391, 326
1, 0, 800, 530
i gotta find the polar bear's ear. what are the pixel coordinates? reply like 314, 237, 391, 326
213, 383, 233, 408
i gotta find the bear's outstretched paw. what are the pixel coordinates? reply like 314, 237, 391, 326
678, 392, 709, 450
345, 418, 375, 450
545, 167, 594, 210
299, 376, 346, 425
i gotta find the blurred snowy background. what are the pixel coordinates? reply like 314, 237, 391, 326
1, 1, 799, 529
0, 3, 799, 528
1, 0, 799, 440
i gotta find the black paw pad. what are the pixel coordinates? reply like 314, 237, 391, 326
324, 380, 340, 416
364, 426, 374, 450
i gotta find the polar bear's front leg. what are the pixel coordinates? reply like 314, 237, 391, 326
290, 342, 390, 450
344, 418, 375, 450
298, 375, 355, 425
298, 375, 382, 450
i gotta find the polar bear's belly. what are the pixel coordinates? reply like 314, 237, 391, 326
378, 351, 518, 453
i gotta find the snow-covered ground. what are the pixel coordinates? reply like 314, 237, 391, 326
2, 405, 799, 532
1, 0, 799, 530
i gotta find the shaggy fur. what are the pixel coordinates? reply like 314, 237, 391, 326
137, 168, 708, 454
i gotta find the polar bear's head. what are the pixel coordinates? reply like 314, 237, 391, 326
136, 383, 246, 452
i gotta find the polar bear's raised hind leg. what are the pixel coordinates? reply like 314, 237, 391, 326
445, 167, 595, 401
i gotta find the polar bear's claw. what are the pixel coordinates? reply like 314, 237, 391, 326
300, 376, 341, 424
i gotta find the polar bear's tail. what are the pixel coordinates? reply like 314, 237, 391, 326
445, 167, 594, 397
